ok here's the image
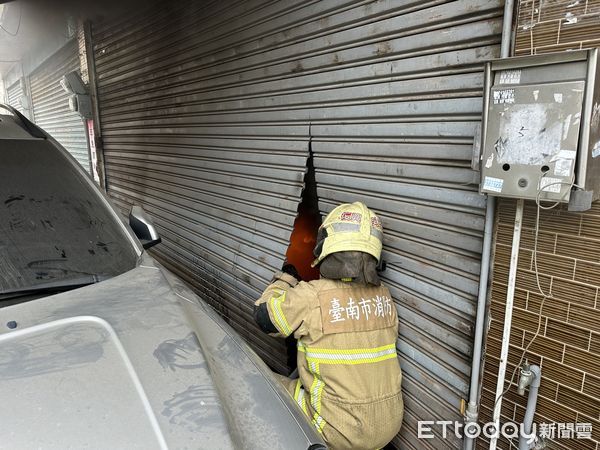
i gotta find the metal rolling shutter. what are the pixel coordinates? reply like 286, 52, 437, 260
92, 1, 310, 374
91, 1, 503, 447
30, 40, 90, 172
306, 2, 503, 447
6, 80, 24, 114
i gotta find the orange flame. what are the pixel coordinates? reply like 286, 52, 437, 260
285, 205, 321, 281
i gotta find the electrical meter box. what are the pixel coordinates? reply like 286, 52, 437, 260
480, 49, 600, 210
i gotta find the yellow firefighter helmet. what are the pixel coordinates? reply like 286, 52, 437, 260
311, 201, 383, 267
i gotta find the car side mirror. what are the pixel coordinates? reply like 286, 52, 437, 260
129, 205, 161, 250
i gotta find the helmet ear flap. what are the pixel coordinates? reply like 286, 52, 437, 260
313, 227, 328, 259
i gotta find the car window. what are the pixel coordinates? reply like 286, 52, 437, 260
0, 137, 139, 293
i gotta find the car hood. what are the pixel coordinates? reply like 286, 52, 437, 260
0, 255, 324, 449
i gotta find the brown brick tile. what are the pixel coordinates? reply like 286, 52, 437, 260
491, 281, 508, 300
514, 402, 527, 424
559, 12, 600, 44
576, 413, 600, 443
557, 385, 600, 420
529, 291, 569, 322
516, 269, 553, 296
475, 436, 490, 450
518, 226, 557, 254
528, 20, 562, 49
545, 437, 599, 450
552, 277, 597, 308
483, 354, 500, 377
507, 343, 542, 368
504, 383, 529, 409
556, 234, 600, 263
490, 296, 506, 316
539, 0, 587, 22
581, 214, 600, 240
576, 260, 600, 287
492, 262, 509, 286
494, 243, 533, 272
537, 42, 585, 54
591, 334, 600, 355
496, 434, 515, 450
568, 304, 600, 333
542, 357, 584, 391
515, 287, 529, 310
583, 373, 600, 402
523, 331, 566, 362
485, 338, 532, 380
491, 283, 528, 309
496, 198, 518, 223
515, 42, 583, 56
539, 376, 559, 401
516, 0, 535, 27
526, 202, 583, 235
546, 318, 592, 351
535, 395, 579, 423
513, 306, 548, 335
589, 0, 600, 14
563, 346, 600, 376
533, 252, 576, 279
488, 318, 503, 341
489, 318, 524, 346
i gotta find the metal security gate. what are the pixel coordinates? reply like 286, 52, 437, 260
91, 1, 503, 448
6, 80, 25, 115
29, 40, 90, 172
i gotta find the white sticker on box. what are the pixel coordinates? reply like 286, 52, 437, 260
499, 69, 522, 84
554, 158, 573, 176
550, 149, 577, 162
483, 176, 504, 193
493, 89, 515, 104
540, 177, 562, 193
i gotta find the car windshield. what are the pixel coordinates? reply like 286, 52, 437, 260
0, 136, 139, 294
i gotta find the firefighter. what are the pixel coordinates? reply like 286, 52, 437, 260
254, 201, 403, 450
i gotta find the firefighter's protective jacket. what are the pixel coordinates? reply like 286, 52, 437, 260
255, 271, 403, 450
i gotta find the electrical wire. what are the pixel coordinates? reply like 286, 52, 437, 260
492, 174, 581, 436
0, 2, 22, 36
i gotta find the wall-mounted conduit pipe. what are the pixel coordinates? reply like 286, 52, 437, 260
518, 364, 542, 450
463, 0, 515, 448
490, 198, 524, 450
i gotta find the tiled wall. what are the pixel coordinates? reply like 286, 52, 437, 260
477, 2, 600, 448
478, 199, 600, 450
515, 0, 600, 55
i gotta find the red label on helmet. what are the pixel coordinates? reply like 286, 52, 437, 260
371, 216, 382, 229
340, 212, 362, 223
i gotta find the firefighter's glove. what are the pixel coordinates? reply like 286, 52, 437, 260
281, 263, 301, 282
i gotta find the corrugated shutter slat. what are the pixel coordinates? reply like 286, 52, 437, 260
30, 40, 90, 172
6, 80, 25, 114
92, 1, 503, 447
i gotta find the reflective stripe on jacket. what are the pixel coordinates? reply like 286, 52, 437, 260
255, 273, 403, 450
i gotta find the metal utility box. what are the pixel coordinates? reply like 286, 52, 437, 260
480, 49, 600, 209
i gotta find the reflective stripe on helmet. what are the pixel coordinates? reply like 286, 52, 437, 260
311, 202, 383, 267
330, 222, 361, 233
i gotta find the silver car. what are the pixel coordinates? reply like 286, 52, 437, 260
0, 105, 326, 450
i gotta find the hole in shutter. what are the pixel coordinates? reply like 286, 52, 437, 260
285, 140, 321, 282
